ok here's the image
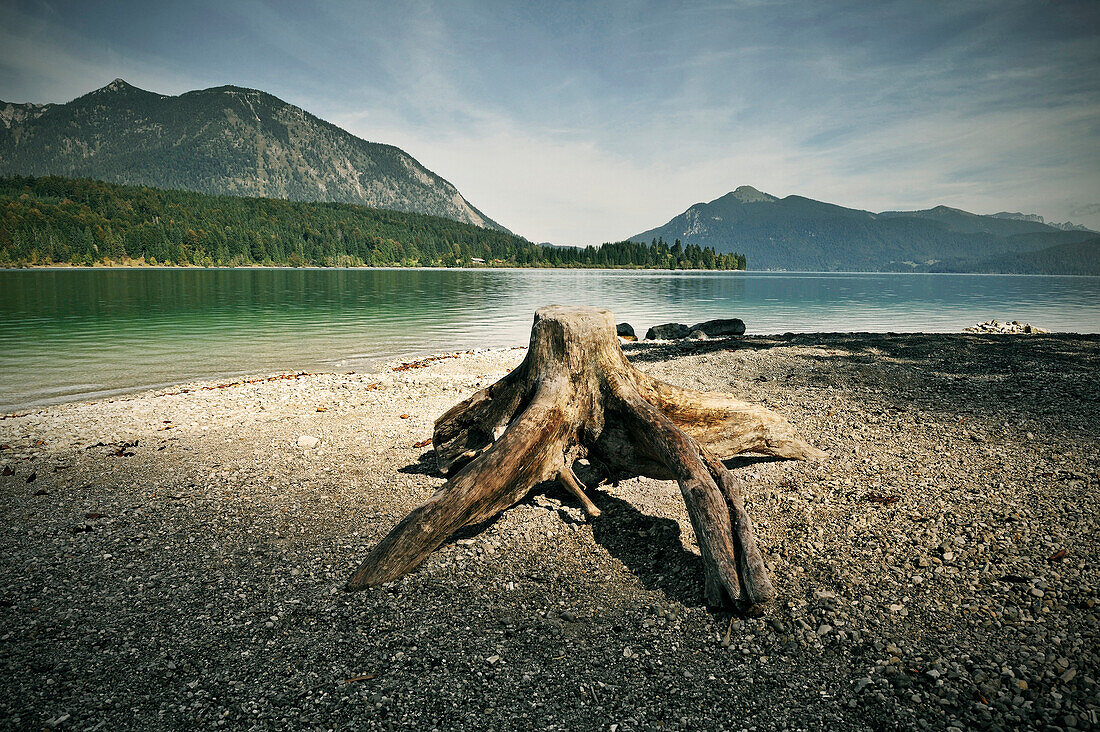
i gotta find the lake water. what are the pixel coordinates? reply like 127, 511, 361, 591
2, 268, 1098, 413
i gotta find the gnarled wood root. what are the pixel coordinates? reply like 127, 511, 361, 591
346, 306, 825, 606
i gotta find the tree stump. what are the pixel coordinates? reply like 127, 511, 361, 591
347, 306, 825, 606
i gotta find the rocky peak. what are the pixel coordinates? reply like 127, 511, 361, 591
102, 78, 133, 92
88, 79, 156, 99
930, 205, 970, 215
728, 185, 775, 203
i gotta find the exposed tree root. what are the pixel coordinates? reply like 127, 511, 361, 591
347, 305, 825, 606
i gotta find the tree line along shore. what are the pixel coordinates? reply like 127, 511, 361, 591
0, 176, 747, 270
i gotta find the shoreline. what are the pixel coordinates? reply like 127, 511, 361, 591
0, 263, 746, 273
5, 264, 1100, 277
1, 332, 1098, 729
1, 330, 1085, 418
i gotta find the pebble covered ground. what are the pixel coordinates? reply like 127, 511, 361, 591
1, 333, 1098, 731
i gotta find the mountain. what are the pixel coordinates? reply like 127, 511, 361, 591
876, 205, 1059, 237
932, 237, 1100, 275
631, 186, 1096, 271
0, 79, 506, 231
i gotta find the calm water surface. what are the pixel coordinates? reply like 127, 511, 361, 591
2, 268, 1098, 412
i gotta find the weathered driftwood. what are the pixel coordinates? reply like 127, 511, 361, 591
346, 306, 825, 606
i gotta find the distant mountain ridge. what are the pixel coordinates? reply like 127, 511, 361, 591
0, 79, 507, 231
990, 211, 1092, 232
632, 186, 1097, 272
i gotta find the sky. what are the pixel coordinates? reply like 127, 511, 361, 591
2, 0, 1099, 244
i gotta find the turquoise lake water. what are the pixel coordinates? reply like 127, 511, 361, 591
2, 268, 1098, 412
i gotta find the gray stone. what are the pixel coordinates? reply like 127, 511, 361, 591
689, 318, 746, 337
687, 330, 708, 340
616, 322, 636, 338
645, 323, 691, 340
296, 435, 320, 449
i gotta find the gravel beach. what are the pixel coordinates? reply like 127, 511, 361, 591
1, 332, 1098, 731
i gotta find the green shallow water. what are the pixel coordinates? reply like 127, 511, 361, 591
2, 267, 1098, 412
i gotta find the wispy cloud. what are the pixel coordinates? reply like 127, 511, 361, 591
2, 0, 1098, 238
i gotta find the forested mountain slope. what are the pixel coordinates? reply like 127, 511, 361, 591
0, 176, 744, 270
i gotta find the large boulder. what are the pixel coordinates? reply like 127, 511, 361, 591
645, 323, 691, 340
616, 322, 636, 338
689, 318, 746, 338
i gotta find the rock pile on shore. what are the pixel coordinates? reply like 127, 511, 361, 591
1, 334, 1097, 731
965, 319, 1050, 334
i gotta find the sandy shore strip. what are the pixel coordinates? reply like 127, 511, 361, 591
1, 333, 1098, 731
